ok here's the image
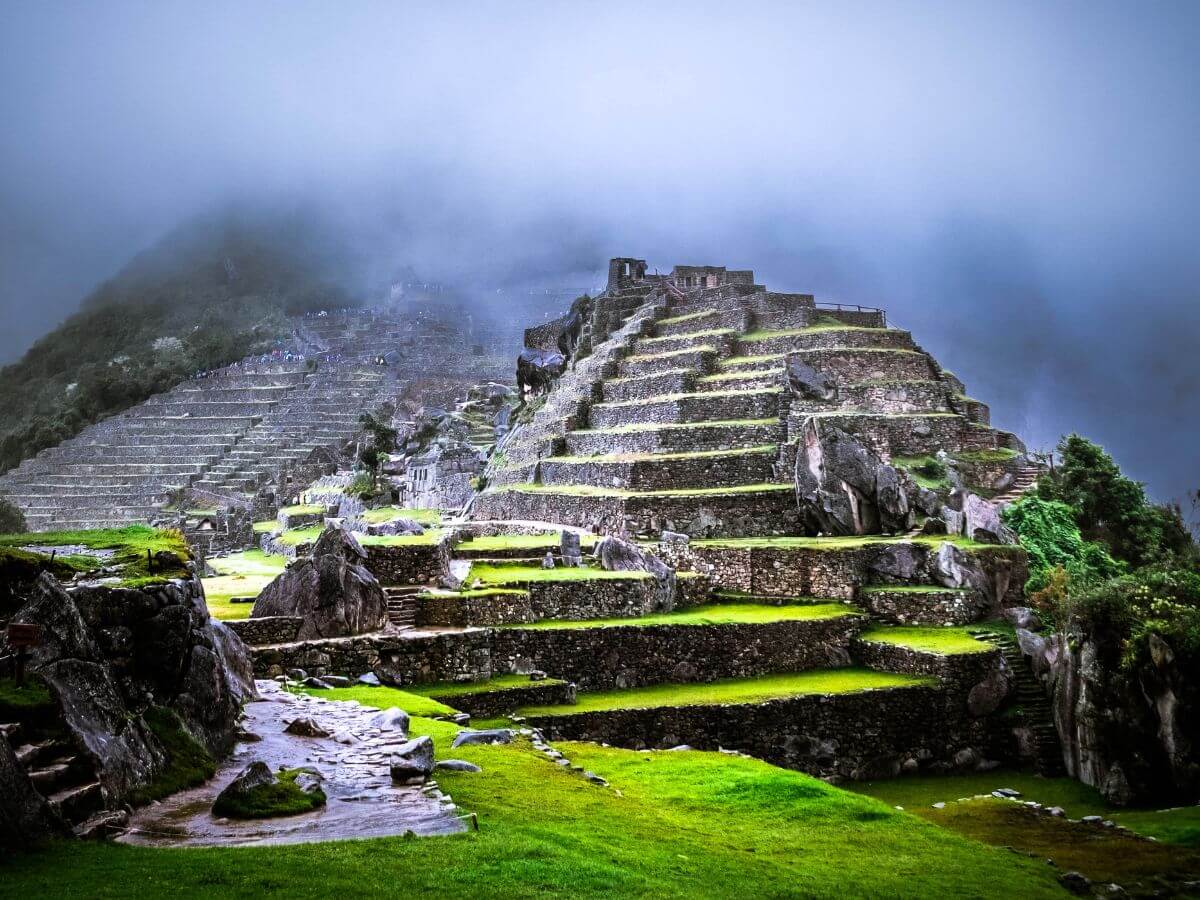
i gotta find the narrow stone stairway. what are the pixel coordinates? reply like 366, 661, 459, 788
384, 586, 422, 629
989, 464, 1041, 508
971, 628, 1066, 776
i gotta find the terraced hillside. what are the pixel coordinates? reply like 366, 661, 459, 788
0, 309, 510, 531
476, 263, 1029, 538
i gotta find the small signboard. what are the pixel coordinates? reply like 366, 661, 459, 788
7, 623, 42, 649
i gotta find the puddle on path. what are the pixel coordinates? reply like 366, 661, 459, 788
120, 681, 466, 847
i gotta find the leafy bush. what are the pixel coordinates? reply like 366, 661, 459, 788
347, 471, 375, 498
1003, 496, 1124, 595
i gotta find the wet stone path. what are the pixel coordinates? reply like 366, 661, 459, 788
120, 681, 466, 847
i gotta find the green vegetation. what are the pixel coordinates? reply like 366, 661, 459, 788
1003, 496, 1124, 597
603, 367, 693, 385
416, 587, 529, 600
252, 519, 278, 533
128, 706, 217, 807
273, 527, 444, 547
693, 533, 1008, 552
277, 504, 324, 516
641, 327, 734, 344
0, 675, 55, 718
892, 455, 950, 490
293, 684, 456, 718
507, 602, 858, 630
519, 669, 935, 717
716, 353, 784, 369
952, 448, 1019, 464
468, 563, 651, 585
0, 525, 189, 586
655, 308, 717, 327
0, 720, 1064, 898
408, 674, 568, 699
695, 368, 781, 383
202, 550, 286, 620
211, 767, 326, 820
858, 626, 992, 655
359, 506, 442, 525
0, 213, 361, 474
623, 345, 716, 363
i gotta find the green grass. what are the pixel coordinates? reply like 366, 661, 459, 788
891, 455, 951, 490
740, 325, 894, 342
695, 368, 782, 383
952, 448, 1020, 464
211, 767, 326, 820
278, 504, 324, 516
484, 482, 792, 500
858, 626, 993, 655
571, 417, 779, 436
453, 533, 597, 553
292, 684, 457, 718
128, 706, 217, 807
202, 550, 288, 619
641, 327, 735, 344
506, 602, 858, 630
655, 308, 717, 326
416, 588, 529, 600
359, 506, 443, 525
547, 445, 776, 465
623, 345, 716, 363
0, 675, 55, 718
0, 720, 1067, 898
468, 563, 652, 585
716, 353, 785, 368
274, 527, 445, 548
0, 525, 188, 586
603, 368, 693, 385
519, 669, 935, 717
407, 674, 568, 699
594, 386, 778, 409
251, 520, 278, 533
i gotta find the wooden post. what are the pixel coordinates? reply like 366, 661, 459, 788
7, 624, 43, 688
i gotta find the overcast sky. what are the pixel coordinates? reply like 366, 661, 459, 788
1, 1, 1197, 502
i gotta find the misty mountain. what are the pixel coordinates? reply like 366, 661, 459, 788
0, 210, 362, 473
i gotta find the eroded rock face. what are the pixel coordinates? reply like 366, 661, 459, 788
595, 535, 676, 611
785, 355, 837, 401
962, 494, 1016, 544
794, 419, 912, 535
7, 571, 254, 812
252, 525, 388, 640
390, 736, 435, 782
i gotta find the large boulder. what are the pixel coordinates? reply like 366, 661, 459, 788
252, 525, 388, 640
962, 494, 1017, 544
595, 535, 676, 611
785, 355, 836, 401
390, 736, 435, 782
793, 418, 913, 535
0, 738, 66, 847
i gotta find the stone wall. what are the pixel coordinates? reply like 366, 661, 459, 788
786, 348, 935, 382
852, 639, 1000, 696
588, 390, 779, 430
364, 541, 450, 586
785, 411, 975, 458
490, 617, 864, 690
538, 448, 775, 491
226, 615, 302, 646
564, 421, 785, 456
860, 587, 991, 626
428, 680, 577, 718
525, 685, 996, 780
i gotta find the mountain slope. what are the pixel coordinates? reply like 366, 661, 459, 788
0, 211, 360, 474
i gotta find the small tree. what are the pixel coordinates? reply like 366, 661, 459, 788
0, 495, 27, 534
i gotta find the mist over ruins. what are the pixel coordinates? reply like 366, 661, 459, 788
1, 3, 1197, 898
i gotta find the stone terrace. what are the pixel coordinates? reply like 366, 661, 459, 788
474, 264, 1023, 539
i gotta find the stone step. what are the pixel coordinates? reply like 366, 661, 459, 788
588, 389, 781, 430
48, 780, 105, 825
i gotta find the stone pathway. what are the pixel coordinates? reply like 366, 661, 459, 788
119, 681, 466, 847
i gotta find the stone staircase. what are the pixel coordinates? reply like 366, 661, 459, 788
0, 694, 107, 835
989, 464, 1041, 509
384, 586, 422, 629
972, 628, 1066, 775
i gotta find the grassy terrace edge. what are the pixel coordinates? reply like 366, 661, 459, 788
517, 668, 936, 716
500, 601, 860, 630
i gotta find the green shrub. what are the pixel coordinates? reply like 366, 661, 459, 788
211, 768, 326, 819
1003, 496, 1124, 596
128, 706, 216, 806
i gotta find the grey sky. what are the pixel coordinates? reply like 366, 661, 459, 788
1, 1, 1197, 501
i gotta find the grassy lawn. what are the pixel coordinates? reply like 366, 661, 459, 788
891, 455, 952, 490
202, 550, 288, 620
519, 669, 935, 717
570, 417, 780, 436
858, 626, 993, 655
952, 448, 1019, 464
0, 675, 55, 718
640, 327, 735, 343
277, 503, 324, 516
359, 506, 443, 525
292, 684, 456, 718
406, 674, 568, 699
0, 718, 1064, 898
484, 482, 792, 499
454, 533, 598, 553
468, 563, 651, 585
416, 587, 529, 600
548, 445, 775, 465
274, 527, 445, 547
505, 602, 859, 630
